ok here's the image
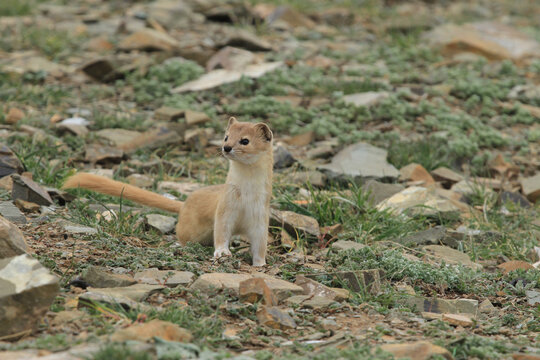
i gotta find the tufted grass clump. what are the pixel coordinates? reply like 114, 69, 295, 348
325, 247, 481, 294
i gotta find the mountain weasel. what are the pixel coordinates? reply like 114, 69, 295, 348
63, 117, 273, 266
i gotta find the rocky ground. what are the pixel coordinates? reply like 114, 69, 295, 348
0, 0, 539, 359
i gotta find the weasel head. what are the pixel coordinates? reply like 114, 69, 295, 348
222, 117, 273, 165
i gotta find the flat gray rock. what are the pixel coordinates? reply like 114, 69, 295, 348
134, 268, 195, 287
377, 186, 461, 218
422, 245, 480, 269
95, 128, 142, 147
0, 215, 29, 259
11, 174, 53, 206
0, 144, 24, 178
302, 295, 336, 309
400, 295, 478, 315
521, 173, 540, 203
273, 145, 296, 169
526, 290, 540, 306
146, 214, 176, 234
79, 284, 164, 309
0, 201, 26, 225
285, 171, 326, 187
190, 273, 303, 301
319, 142, 399, 182
270, 209, 320, 238
400, 226, 447, 247
60, 221, 98, 235
342, 91, 389, 107
363, 180, 404, 205
331, 240, 366, 252
83, 265, 137, 288
0, 254, 59, 338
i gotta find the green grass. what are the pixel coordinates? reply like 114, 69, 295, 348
0, 25, 85, 61
6, 135, 74, 188
0, 0, 37, 16
91, 343, 152, 360
445, 336, 516, 360
121, 59, 204, 104
0, 334, 76, 352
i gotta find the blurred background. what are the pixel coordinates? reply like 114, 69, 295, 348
0, 1, 540, 359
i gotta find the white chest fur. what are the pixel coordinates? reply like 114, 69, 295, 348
226, 159, 271, 233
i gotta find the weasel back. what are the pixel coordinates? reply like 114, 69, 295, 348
63, 173, 183, 213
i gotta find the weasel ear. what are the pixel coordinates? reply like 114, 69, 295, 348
255, 123, 273, 142
227, 117, 237, 128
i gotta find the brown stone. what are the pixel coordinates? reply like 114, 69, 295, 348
56, 123, 89, 137
498, 260, 535, 274
83, 266, 137, 288
5, 108, 24, 125
283, 131, 315, 147
270, 208, 320, 238
172, 62, 283, 93
11, 174, 53, 206
512, 354, 540, 360
421, 312, 442, 320
295, 275, 340, 300
267, 6, 316, 29
206, 46, 255, 71
280, 228, 295, 250
431, 167, 464, 186
119, 28, 179, 52
0, 215, 29, 258
84, 144, 123, 164
0, 255, 59, 339
0, 174, 13, 191
521, 173, 540, 203
239, 278, 278, 306
220, 29, 272, 52
425, 21, 540, 61
154, 107, 185, 122
80, 58, 120, 83
120, 124, 184, 153
442, 313, 474, 327
14, 199, 40, 213
184, 110, 211, 127
400, 163, 435, 185
85, 36, 114, 52
256, 306, 296, 330
330, 270, 383, 295
380, 341, 453, 360
190, 273, 303, 301
110, 319, 192, 342
0, 145, 24, 178
184, 128, 210, 151
134, 268, 195, 287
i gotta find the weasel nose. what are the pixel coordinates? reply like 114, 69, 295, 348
223, 146, 232, 153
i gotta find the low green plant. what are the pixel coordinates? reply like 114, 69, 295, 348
0, 0, 36, 16
446, 336, 514, 360
91, 343, 152, 360
123, 59, 204, 104
325, 247, 480, 294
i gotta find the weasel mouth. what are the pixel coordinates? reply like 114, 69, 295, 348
222, 150, 234, 159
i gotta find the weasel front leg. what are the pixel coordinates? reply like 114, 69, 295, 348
247, 221, 268, 266
213, 200, 236, 259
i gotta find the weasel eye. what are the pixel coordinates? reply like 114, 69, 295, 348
224, 135, 228, 141
240, 138, 249, 145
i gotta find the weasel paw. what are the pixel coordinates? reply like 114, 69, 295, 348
213, 248, 232, 259
252, 258, 266, 267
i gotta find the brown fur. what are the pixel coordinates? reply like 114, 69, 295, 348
62, 173, 182, 213
62, 118, 273, 266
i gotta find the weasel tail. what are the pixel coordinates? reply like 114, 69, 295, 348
62, 173, 183, 213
